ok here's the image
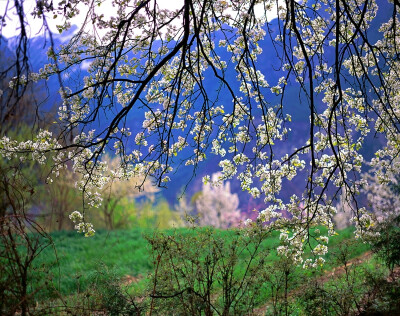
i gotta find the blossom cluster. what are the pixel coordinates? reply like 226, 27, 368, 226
69, 211, 95, 237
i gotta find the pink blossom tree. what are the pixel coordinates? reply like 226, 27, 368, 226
195, 173, 243, 228
362, 161, 400, 224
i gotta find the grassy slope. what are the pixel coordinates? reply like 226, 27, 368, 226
39, 228, 153, 294
37, 226, 370, 296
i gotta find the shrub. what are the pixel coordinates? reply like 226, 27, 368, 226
145, 226, 274, 315
372, 215, 400, 276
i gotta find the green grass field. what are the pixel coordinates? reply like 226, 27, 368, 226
36, 226, 370, 298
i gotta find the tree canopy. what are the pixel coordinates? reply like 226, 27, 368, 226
1, 0, 400, 264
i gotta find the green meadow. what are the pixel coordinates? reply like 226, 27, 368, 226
36, 226, 370, 296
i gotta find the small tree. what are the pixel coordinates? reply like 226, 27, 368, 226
146, 226, 272, 315
0, 158, 54, 315
99, 155, 159, 230
195, 173, 242, 228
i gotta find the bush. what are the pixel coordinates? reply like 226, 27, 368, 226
372, 215, 400, 276
298, 282, 339, 316
359, 268, 400, 315
52, 263, 143, 315
145, 226, 274, 315
0, 217, 56, 315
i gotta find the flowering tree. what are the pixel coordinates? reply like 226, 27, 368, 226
362, 159, 400, 223
332, 192, 353, 230
195, 172, 242, 228
1, 0, 400, 263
